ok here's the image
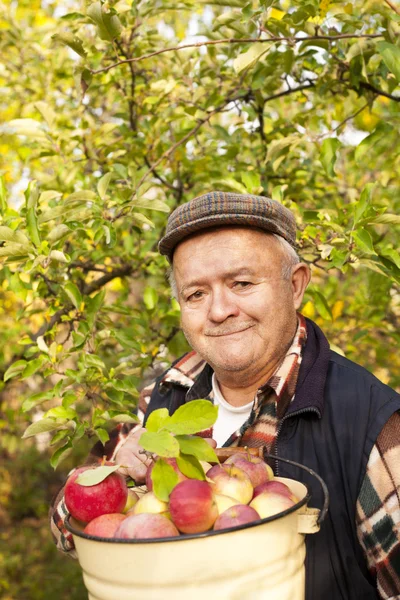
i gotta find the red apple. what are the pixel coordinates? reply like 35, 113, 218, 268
115, 513, 179, 539
83, 513, 126, 538
213, 504, 260, 531
130, 491, 170, 518
225, 454, 274, 488
169, 480, 218, 534
253, 480, 296, 501
250, 491, 297, 519
207, 464, 253, 505
146, 458, 187, 492
65, 465, 128, 523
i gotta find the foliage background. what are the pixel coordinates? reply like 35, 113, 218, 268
0, 0, 399, 597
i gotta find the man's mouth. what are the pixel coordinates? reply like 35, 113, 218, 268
205, 323, 255, 337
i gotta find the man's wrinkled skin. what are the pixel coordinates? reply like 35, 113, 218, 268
116, 227, 310, 482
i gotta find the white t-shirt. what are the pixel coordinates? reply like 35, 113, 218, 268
212, 374, 254, 447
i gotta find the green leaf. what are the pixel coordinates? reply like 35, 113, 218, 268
164, 400, 218, 435
146, 408, 171, 433
26, 208, 41, 245
4, 360, 27, 382
377, 41, 400, 83
139, 430, 180, 457
95, 427, 110, 445
22, 390, 54, 412
63, 282, 82, 309
85, 354, 106, 371
354, 183, 375, 225
87, 2, 122, 41
134, 199, 170, 212
233, 42, 271, 74
143, 286, 158, 310
86, 290, 105, 328
353, 228, 376, 255
151, 458, 179, 502
49, 250, 70, 263
76, 464, 120, 486
355, 123, 393, 163
320, 138, 341, 177
45, 406, 77, 420
0, 226, 30, 246
47, 224, 70, 243
50, 441, 73, 469
97, 172, 113, 199
366, 214, 400, 225
21, 357, 46, 379
52, 32, 87, 57
50, 429, 71, 446
22, 418, 60, 439
309, 290, 332, 321
380, 248, 400, 269
176, 435, 218, 463
176, 453, 206, 480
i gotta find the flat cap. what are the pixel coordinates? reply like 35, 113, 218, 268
158, 191, 297, 262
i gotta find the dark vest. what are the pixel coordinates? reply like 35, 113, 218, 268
144, 320, 400, 600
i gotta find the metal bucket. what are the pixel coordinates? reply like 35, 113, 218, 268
66, 455, 328, 600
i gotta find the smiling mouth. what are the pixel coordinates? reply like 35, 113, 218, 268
206, 325, 255, 337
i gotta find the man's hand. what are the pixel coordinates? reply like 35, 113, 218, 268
115, 427, 152, 484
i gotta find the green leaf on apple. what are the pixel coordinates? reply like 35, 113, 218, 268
176, 453, 206, 481
76, 464, 120, 486
176, 435, 218, 463
139, 430, 180, 457
145, 407, 170, 433
163, 400, 218, 435
152, 458, 179, 502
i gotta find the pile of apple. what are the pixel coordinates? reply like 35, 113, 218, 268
65, 453, 299, 540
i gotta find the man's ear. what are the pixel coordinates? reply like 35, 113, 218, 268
291, 263, 311, 310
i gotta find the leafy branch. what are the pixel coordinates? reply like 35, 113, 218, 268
92, 34, 384, 75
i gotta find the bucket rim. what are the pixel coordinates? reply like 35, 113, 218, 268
65, 480, 311, 544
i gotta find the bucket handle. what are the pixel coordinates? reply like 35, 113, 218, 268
262, 453, 329, 526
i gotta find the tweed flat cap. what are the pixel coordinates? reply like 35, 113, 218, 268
158, 191, 297, 262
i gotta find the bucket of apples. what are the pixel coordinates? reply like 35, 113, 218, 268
65, 401, 328, 600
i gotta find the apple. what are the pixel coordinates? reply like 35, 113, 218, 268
207, 464, 253, 505
123, 489, 140, 513
213, 505, 260, 531
115, 513, 179, 539
225, 454, 274, 488
130, 491, 170, 519
83, 513, 126, 538
214, 493, 239, 515
146, 458, 187, 492
65, 465, 128, 523
169, 480, 218, 534
250, 491, 297, 519
253, 480, 297, 501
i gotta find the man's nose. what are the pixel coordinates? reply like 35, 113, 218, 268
207, 288, 240, 322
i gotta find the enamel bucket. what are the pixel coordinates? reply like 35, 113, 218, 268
66, 455, 329, 600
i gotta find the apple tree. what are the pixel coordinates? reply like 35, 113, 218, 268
0, 0, 399, 471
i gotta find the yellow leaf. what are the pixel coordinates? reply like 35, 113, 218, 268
268, 8, 285, 20
332, 300, 344, 321
302, 301, 315, 318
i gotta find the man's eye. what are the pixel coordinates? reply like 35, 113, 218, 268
234, 281, 252, 289
187, 290, 204, 301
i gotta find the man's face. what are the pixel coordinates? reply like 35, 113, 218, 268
172, 227, 309, 380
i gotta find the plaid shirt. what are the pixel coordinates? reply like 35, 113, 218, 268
51, 317, 400, 598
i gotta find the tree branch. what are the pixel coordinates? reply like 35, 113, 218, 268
384, 0, 400, 15
358, 81, 400, 102
331, 102, 369, 133
91, 34, 384, 75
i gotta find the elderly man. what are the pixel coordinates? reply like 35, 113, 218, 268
51, 192, 400, 600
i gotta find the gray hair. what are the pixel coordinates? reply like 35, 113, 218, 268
167, 232, 300, 300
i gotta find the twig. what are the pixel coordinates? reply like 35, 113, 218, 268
384, 0, 400, 15
332, 102, 369, 133
91, 34, 384, 75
